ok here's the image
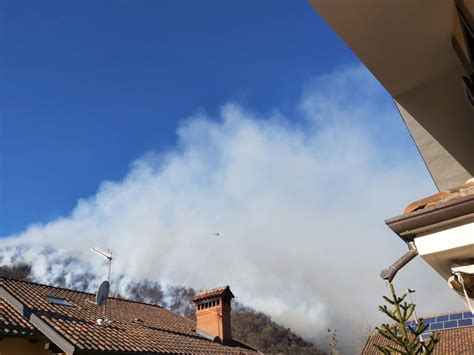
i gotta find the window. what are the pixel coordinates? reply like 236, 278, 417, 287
47, 296, 74, 307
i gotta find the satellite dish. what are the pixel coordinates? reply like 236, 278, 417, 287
96, 280, 110, 306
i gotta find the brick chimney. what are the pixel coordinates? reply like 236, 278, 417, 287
193, 285, 234, 344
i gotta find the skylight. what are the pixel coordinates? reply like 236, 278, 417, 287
47, 296, 74, 307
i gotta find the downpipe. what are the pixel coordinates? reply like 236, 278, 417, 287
380, 242, 418, 282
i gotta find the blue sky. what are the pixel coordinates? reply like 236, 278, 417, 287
1, 0, 360, 235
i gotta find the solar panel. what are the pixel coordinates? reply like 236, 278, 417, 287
404, 311, 474, 332
449, 313, 463, 320
47, 296, 74, 307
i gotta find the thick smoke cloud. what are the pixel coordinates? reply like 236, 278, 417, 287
0, 66, 463, 350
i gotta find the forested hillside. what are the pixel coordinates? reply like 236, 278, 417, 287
0, 264, 324, 354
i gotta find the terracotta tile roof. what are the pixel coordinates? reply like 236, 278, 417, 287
404, 179, 474, 214
385, 178, 474, 241
194, 285, 234, 302
362, 312, 474, 355
0, 278, 256, 354
0, 298, 40, 337
362, 327, 474, 354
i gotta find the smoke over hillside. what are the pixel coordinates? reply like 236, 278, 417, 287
0, 66, 461, 350
0, 263, 324, 353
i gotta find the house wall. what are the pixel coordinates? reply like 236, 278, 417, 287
0, 336, 60, 355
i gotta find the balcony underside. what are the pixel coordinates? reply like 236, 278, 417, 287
310, 0, 474, 190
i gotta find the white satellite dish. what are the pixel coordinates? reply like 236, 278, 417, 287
96, 280, 110, 306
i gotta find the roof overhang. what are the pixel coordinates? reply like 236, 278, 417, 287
385, 195, 474, 242
385, 192, 474, 307
0, 286, 76, 355
309, 0, 474, 190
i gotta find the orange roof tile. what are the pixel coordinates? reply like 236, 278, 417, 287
194, 285, 234, 302
362, 327, 474, 354
404, 179, 474, 214
362, 310, 474, 354
0, 278, 255, 354
0, 298, 40, 337
385, 179, 474, 241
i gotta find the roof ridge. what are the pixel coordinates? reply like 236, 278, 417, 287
107, 294, 165, 308
0, 277, 95, 296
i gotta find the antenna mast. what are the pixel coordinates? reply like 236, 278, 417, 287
90, 247, 113, 325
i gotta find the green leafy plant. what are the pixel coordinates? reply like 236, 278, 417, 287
375, 283, 438, 354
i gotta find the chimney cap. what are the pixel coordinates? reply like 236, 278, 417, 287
194, 285, 234, 302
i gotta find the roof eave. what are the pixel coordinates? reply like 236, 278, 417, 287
385, 194, 474, 241
0, 286, 76, 355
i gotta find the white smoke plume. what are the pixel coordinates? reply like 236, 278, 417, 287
0, 65, 463, 351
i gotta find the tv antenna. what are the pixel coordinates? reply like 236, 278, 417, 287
90, 247, 113, 326
91, 247, 113, 282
